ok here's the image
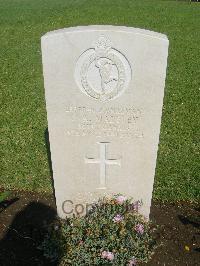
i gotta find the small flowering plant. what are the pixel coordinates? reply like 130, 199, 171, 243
113, 214, 124, 223
41, 195, 158, 265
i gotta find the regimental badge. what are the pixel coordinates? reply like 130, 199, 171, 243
75, 36, 132, 102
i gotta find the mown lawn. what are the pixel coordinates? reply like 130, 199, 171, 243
0, 0, 199, 201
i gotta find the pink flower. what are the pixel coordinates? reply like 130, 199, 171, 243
106, 251, 114, 261
115, 195, 127, 204
132, 201, 141, 212
101, 251, 108, 259
101, 251, 114, 261
128, 257, 137, 265
135, 224, 144, 234
113, 214, 124, 223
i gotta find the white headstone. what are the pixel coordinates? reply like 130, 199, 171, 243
41, 25, 169, 219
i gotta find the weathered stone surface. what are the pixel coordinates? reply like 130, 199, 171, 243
41, 25, 169, 218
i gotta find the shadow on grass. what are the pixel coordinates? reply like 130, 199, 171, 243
0, 197, 19, 214
0, 201, 57, 265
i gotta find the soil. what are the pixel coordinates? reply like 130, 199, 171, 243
0, 191, 199, 266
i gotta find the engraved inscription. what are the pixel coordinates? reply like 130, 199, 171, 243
85, 142, 121, 189
66, 106, 143, 138
75, 36, 132, 102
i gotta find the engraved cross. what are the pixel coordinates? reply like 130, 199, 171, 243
85, 142, 121, 189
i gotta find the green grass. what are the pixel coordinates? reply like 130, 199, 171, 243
0, 0, 199, 201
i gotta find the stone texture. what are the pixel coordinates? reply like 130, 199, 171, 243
41, 25, 169, 219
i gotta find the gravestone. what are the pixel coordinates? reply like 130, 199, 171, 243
41, 25, 169, 219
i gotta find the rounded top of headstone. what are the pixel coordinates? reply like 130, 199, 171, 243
41, 25, 168, 42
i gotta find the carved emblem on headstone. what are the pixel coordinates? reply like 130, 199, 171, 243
75, 36, 132, 101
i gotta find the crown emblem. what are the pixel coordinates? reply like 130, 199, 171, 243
94, 36, 112, 57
